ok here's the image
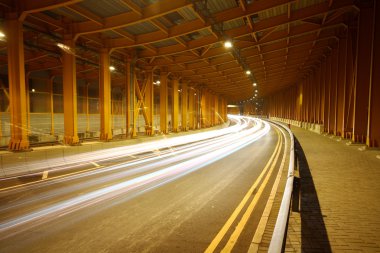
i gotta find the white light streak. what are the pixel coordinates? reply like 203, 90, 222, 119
0, 116, 271, 238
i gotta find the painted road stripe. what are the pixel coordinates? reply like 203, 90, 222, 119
248, 126, 287, 253
221, 131, 283, 252
204, 129, 282, 253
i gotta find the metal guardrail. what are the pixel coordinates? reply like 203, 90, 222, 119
268, 121, 295, 253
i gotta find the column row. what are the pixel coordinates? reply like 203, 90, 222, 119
264, 1, 380, 147
4, 19, 228, 150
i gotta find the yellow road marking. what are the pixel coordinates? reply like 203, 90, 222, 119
221, 131, 283, 252
248, 126, 287, 252
204, 129, 282, 253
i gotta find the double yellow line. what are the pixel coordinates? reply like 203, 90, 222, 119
205, 128, 283, 253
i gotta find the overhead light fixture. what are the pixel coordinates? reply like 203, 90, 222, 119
57, 43, 74, 54
31, 88, 35, 92
0, 31, 5, 39
255, 90, 258, 93
253, 82, 257, 86
57, 43, 70, 51
246, 70, 251, 75
224, 40, 233, 48
255, 94, 257, 97
109, 66, 116, 71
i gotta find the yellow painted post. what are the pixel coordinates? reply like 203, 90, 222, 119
144, 71, 154, 135
6, 15, 29, 150
99, 48, 112, 141
172, 78, 179, 132
160, 71, 168, 134
62, 35, 79, 145
181, 83, 188, 131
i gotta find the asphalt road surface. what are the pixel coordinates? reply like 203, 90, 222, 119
0, 117, 286, 253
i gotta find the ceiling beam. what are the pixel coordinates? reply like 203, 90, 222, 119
20, 0, 82, 20
72, 0, 192, 36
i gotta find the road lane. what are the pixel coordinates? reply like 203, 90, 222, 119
0, 117, 286, 253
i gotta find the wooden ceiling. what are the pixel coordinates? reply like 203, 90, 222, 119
0, 0, 359, 102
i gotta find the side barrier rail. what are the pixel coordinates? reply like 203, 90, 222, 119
268, 121, 295, 253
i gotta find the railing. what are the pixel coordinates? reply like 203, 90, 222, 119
268, 121, 295, 253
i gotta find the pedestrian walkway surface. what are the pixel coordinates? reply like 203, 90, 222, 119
282, 126, 380, 253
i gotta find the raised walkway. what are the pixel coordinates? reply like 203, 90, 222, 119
258, 125, 380, 253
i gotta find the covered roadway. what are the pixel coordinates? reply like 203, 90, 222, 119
0, 0, 380, 252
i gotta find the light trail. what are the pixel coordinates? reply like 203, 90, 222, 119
0, 116, 245, 180
0, 116, 270, 240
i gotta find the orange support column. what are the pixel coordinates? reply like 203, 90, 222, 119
330, 45, 339, 135
214, 95, 219, 125
195, 89, 201, 129
188, 88, 194, 130
336, 36, 348, 137
62, 35, 79, 145
210, 93, 214, 126
367, 0, 380, 147
160, 71, 168, 134
125, 59, 135, 138
304, 80, 309, 122
207, 92, 212, 126
219, 97, 224, 122
296, 84, 302, 122
200, 90, 206, 128
172, 78, 179, 132
6, 15, 29, 151
181, 83, 188, 131
315, 68, 321, 123
85, 83, 90, 133
315, 72, 319, 123
99, 49, 112, 141
144, 71, 154, 135
344, 27, 356, 139
223, 98, 227, 122
353, 4, 375, 143
325, 55, 332, 133
49, 76, 55, 136
321, 57, 327, 127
